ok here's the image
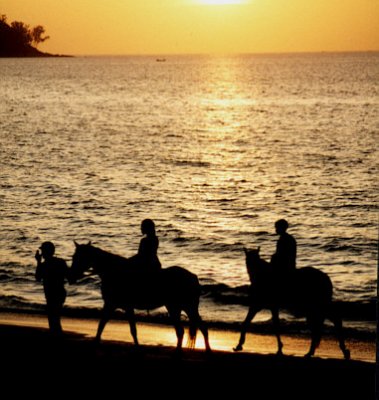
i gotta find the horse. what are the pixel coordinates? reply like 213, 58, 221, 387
70, 241, 211, 353
233, 247, 350, 359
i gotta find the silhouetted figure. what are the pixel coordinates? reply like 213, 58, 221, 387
70, 242, 211, 352
35, 241, 68, 335
130, 219, 162, 273
270, 219, 297, 275
234, 247, 350, 359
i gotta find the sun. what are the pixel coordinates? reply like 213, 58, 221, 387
197, 0, 247, 5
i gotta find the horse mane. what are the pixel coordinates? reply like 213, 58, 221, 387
245, 249, 273, 286
86, 244, 130, 269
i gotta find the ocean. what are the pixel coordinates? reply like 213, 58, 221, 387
0, 53, 377, 337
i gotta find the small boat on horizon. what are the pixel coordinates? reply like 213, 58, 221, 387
156, 58, 166, 62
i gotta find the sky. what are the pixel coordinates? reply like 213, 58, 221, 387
1, 0, 378, 55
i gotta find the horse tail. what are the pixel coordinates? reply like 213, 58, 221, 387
187, 322, 198, 349
186, 272, 202, 349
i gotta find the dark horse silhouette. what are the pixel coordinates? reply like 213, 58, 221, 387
70, 242, 211, 352
234, 248, 350, 359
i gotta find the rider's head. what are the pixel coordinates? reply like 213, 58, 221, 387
40, 241, 55, 259
141, 219, 156, 236
275, 219, 289, 235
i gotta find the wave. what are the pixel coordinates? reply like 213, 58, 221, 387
1, 282, 375, 323
0, 295, 45, 311
169, 235, 247, 254
201, 283, 376, 321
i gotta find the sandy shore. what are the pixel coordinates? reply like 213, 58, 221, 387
0, 312, 376, 398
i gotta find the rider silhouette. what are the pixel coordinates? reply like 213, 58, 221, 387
270, 219, 297, 276
131, 219, 162, 273
35, 241, 69, 335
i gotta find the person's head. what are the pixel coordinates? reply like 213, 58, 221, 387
275, 219, 289, 235
40, 241, 55, 259
141, 219, 156, 236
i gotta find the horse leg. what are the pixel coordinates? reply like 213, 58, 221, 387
305, 313, 324, 358
329, 311, 350, 360
168, 307, 184, 352
199, 320, 211, 353
271, 307, 283, 355
185, 306, 211, 352
125, 308, 139, 346
96, 304, 113, 342
233, 306, 259, 352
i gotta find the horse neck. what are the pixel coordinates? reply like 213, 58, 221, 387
88, 246, 129, 277
248, 257, 269, 279
87, 246, 109, 275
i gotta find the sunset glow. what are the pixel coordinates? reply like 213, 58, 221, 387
197, 0, 248, 4
1, 0, 378, 55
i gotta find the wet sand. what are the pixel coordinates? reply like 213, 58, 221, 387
0, 312, 376, 399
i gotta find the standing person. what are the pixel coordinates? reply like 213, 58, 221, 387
35, 241, 68, 336
270, 219, 297, 275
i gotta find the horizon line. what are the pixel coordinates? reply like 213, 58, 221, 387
63, 49, 379, 57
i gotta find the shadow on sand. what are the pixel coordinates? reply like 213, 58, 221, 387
0, 324, 374, 399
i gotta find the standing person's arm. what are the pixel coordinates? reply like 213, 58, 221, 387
62, 259, 69, 282
35, 250, 43, 281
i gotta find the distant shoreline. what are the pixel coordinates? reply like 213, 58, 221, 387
0, 15, 72, 58
0, 50, 72, 58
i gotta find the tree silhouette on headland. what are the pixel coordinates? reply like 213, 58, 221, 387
0, 14, 68, 57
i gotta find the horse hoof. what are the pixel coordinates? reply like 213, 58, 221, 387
233, 345, 243, 352
173, 348, 183, 359
304, 352, 313, 359
343, 349, 351, 360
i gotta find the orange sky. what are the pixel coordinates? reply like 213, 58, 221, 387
1, 0, 378, 55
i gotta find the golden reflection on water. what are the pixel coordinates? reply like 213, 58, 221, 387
2, 54, 376, 331
195, 58, 258, 171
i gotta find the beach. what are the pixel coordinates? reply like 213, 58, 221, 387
0, 312, 375, 398
1, 53, 377, 399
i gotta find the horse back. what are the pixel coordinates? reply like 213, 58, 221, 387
160, 266, 201, 295
291, 266, 333, 304
101, 265, 201, 310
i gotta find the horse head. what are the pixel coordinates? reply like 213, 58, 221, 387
244, 246, 261, 264
70, 241, 93, 282
243, 247, 264, 281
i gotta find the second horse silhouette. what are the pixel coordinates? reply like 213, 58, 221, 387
234, 247, 350, 359
70, 241, 211, 353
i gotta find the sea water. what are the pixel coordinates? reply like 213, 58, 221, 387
0, 53, 377, 335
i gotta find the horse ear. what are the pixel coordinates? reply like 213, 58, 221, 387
243, 247, 248, 255
87, 240, 92, 246
74, 240, 79, 248
257, 246, 260, 254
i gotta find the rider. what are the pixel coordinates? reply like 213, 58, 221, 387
35, 241, 69, 335
270, 219, 297, 276
133, 219, 162, 273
